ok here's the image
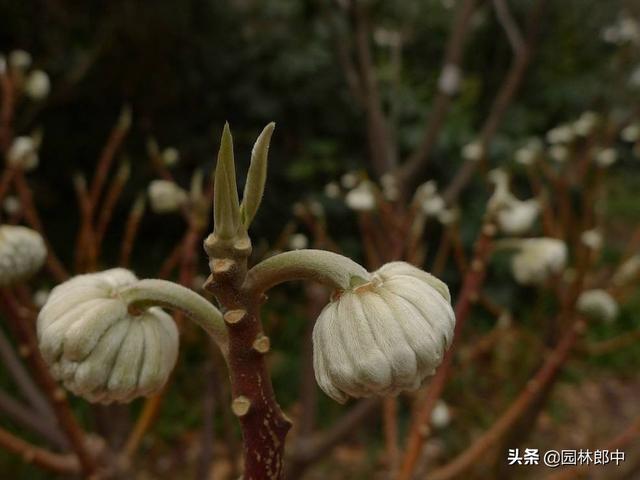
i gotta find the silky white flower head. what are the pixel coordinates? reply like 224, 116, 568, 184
462, 141, 483, 162
510, 238, 568, 285
289, 233, 309, 250
431, 400, 451, 429
24, 70, 50, 101
580, 229, 603, 250
313, 262, 455, 403
594, 148, 617, 167
7, 136, 39, 171
324, 181, 341, 199
8, 50, 32, 71
0, 225, 46, 285
515, 139, 542, 166
573, 111, 599, 137
345, 181, 376, 212
621, 124, 640, 143
577, 289, 618, 323
487, 169, 539, 235
612, 255, 640, 286
161, 147, 180, 167
549, 145, 570, 163
37, 269, 179, 404
148, 180, 188, 214
546, 124, 575, 145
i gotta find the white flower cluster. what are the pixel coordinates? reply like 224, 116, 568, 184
0, 225, 46, 285
487, 169, 539, 235
7, 135, 40, 171
148, 180, 188, 214
577, 289, 618, 323
37, 269, 179, 404
345, 180, 376, 212
313, 262, 455, 403
2, 50, 50, 101
601, 14, 640, 45
510, 238, 567, 285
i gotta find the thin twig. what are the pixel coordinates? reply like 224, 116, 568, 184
0, 426, 79, 474
0, 289, 97, 475
396, 222, 496, 480
429, 318, 587, 480
491, 0, 525, 55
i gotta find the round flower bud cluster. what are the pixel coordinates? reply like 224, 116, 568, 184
580, 229, 603, 250
414, 181, 445, 217
462, 141, 484, 162
24, 70, 50, 101
0, 225, 46, 285
621, 124, 640, 143
37, 269, 179, 404
7, 135, 39, 171
573, 111, 599, 137
148, 180, 188, 214
514, 138, 543, 166
546, 124, 575, 145
345, 180, 376, 212
612, 255, 640, 287
510, 238, 567, 285
288, 233, 309, 250
576, 289, 618, 323
161, 147, 180, 167
487, 169, 539, 236
594, 148, 617, 168
313, 261, 455, 403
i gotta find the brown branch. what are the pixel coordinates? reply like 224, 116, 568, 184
285, 397, 381, 478
443, 0, 547, 204
396, 222, 496, 480
429, 318, 586, 480
0, 327, 52, 418
491, 0, 525, 55
545, 415, 640, 480
88, 107, 130, 212
12, 171, 69, 281
0, 71, 15, 152
95, 161, 130, 248
399, 0, 479, 187
0, 289, 97, 475
119, 194, 146, 268
351, 0, 395, 176
0, 426, 79, 474
0, 390, 67, 449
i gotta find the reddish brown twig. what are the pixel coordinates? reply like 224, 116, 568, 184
0, 71, 15, 151
119, 194, 146, 267
398, 0, 479, 187
0, 426, 79, 474
0, 289, 97, 475
396, 222, 496, 480
12, 170, 69, 281
429, 318, 587, 480
443, 0, 547, 204
88, 107, 130, 211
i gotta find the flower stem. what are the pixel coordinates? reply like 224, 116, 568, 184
245, 249, 371, 295
118, 279, 228, 353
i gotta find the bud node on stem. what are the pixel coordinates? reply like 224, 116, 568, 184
224, 309, 247, 325
212, 258, 235, 275
252, 334, 270, 353
231, 396, 252, 417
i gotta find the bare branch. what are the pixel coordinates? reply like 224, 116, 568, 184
492, 0, 525, 55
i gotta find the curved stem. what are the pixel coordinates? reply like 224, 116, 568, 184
245, 249, 371, 295
118, 279, 228, 354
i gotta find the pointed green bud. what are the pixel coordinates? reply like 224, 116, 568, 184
240, 122, 275, 228
213, 123, 241, 239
